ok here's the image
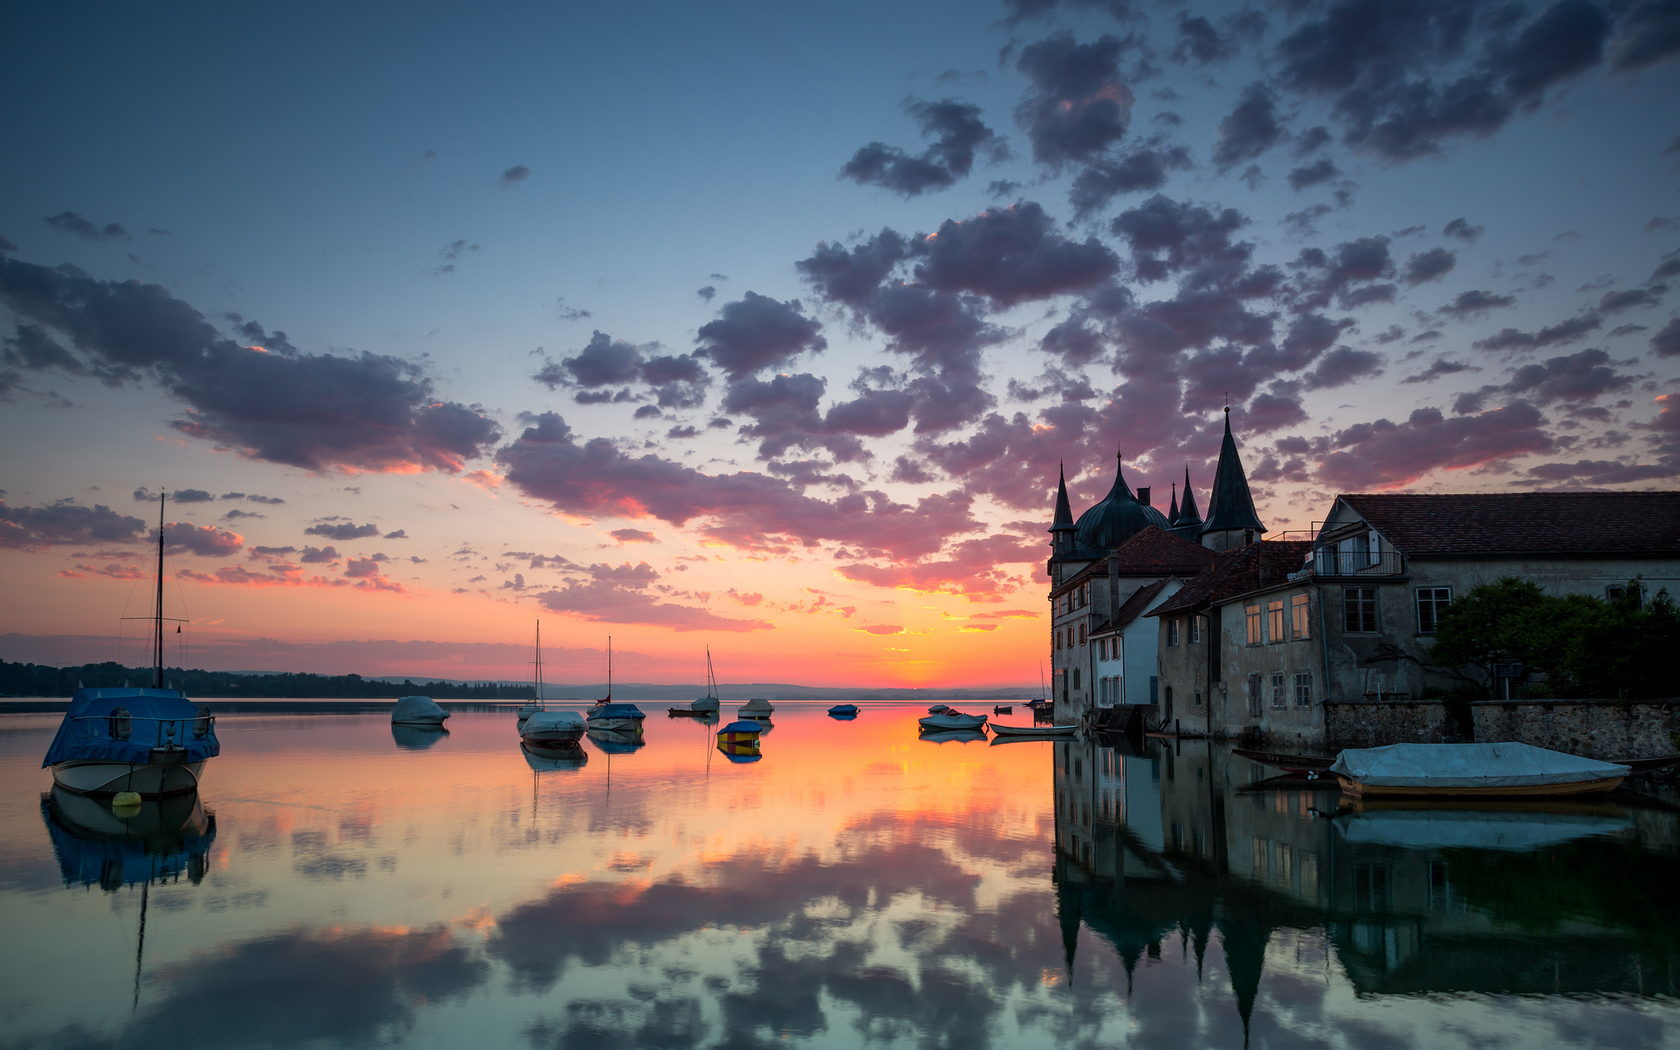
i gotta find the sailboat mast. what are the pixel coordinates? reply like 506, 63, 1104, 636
533, 620, 542, 701
153, 494, 166, 689
606, 636, 612, 701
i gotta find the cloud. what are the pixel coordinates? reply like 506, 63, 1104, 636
1401, 356, 1477, 383
0, 258, 503, 473
1302, 345, 1384, 389
1068, 145, 1193, 218
840, 98, 1002, 197
1318, 401, 1554, 489
1401, 247, 1457, 285
1504, 347, 1636, 402
1013, 33, 1132, 168
44, 211, 130, 241
914, 202, 1119, 306
1653, 317, 1680, 357
1473, 312, 1602, 351
535, 561, 771, 631
1109, 195, 1248, 283
696, 285, 715, 301
694, 292, 827, 381
1174, 13, 1235, 64
1597, 284, 1668, 313
836, 532, 1040, 601
1608, 0, 1680, 71
162, 522, 243, 557
1213, 82, 1284, 171
857, 624, 904, 635
1287, 157, 1341, 190
383, 529, 407, 539
495, 412, 981, 561
611, 528, 656, 543
1439, 289, 1517, 316
498, 165, 531, 186
1442, 217, 1485, 242
0, 498, 147, 549
304, 521, 380, 541
299, 545, 341, 564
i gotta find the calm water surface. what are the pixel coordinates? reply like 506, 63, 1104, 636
1, 703, 1677, 1049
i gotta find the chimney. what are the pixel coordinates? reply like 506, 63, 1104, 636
1138, 486, 1151, 506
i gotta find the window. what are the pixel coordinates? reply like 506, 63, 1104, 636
1168, 619, 1180, 646
1190, 616, 1202, 643
1165, 685, 1173, 708
1343, 587, 1378, 632
1271, 672, 1286, 708
1294, 672, 1312, 708
1098, 638, 1107, 660
1078, 623, 1087, 645
1072, 668, 1080, 690
1416, 587, 1452, 633
1267, 599, 1285, 643
1246, 674, 1262, 716
1194, 690, 1203, 708
1148, 675, 1158, 704
1246, 604, 1263, 645
1054, 631, 1061, 651
1291, 594, 1310, 639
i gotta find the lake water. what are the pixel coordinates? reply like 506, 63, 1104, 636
2, 703, 1678, 1049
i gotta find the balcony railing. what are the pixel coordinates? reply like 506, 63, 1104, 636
1309, 547, 1406, 577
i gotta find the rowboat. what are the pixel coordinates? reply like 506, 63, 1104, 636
1329, 742, 1629, 799
1232, 748, 1334, 774
989, 722, 1078, 737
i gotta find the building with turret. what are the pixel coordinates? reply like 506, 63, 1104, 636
1045, 409, 1270, 725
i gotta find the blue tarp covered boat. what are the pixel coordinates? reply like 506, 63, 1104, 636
44, 687, 219, 797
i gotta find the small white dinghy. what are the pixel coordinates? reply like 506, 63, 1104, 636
989, 722, 1078, 737
392, 695, 449, 727
521, 710, 586, 745
918, 710, 987, 732
1329, 742, 1629, 799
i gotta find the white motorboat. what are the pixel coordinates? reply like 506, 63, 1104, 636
516, 620, 548, 720
1329, 742, 1630, 798
43, 495, 219, 799
918, 710, 987, 732
738, 697, 774, 719
392, 695, 449, 726
521, 710, 586, 745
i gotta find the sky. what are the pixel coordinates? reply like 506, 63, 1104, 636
1, 0, 1677, 688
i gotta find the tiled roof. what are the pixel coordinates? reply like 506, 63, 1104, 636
1112, 578, 1172, 631
1050, 525, 1216, 595
1148, 540, 1314, 617
1338, 492, 1680, 556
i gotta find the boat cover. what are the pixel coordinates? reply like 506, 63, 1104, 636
1328, 742, 1628, 789
392, 695, 448, 723
919, 711, 987, 730
828, 704, 858, 715
1333, 807, 1633, 851
690, 697, 720, 711
42, 688, 219, 768
739, 698, 773, 714
718, 720, 761, 735
588, 703, 645, 721
524, 711, 586, 733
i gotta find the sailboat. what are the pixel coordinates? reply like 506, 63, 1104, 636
516, 621, 548, 720
586, 637, 645, 731
688, 647, 721, 713
42, 494, 220, 798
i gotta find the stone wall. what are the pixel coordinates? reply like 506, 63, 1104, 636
1470, 700, 1680, 760
1324, 699, 1465, 750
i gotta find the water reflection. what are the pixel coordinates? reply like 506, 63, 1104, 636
41, 786, 215, 889
2, 706, 1677, 1050
390, 723, 449, 750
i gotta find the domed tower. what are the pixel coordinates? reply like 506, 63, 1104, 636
1200, 408, 1266, 552
1073, 450, 1171, 552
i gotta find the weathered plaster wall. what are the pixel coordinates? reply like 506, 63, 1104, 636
1470, 700, 1680, 760
1325, 700, 1466, 750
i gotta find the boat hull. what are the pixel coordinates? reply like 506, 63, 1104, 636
918, 714, 987, 731
585, 717, 644, 732
521, 728, 585, 744
51, 755, 205, 798
1336, 773, 1626, 798
989, 723, 1076, 737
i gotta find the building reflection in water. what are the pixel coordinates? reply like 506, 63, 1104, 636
1052, 732, 1680, 1041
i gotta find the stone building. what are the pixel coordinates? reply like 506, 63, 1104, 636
1152, 490, 1680, 747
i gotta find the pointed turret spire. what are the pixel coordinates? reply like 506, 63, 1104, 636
1168, 482, 1180, 524
1178, 466, 1201, 526
1052, 461, 1074, 529
1200, 407, 1265, 551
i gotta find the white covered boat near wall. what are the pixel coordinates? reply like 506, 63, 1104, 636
392, 695, 449, 726
1329, 742, 1629, 799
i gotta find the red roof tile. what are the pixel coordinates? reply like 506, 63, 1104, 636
1337, 492, 1680, 557
1052, 525, 1217, 595
1148, 540, 1314, 617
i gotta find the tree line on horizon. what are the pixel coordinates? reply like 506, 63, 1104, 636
0, 660, 534, 700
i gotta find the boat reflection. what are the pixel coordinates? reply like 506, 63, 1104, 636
521, 741, 589, 771
587, 728, 645, 755
41, 786, 216, 890
391, 723, 450, 750
716, 737, 761, 763
918, 728, 987, 744
1052, 733, 1680, 1025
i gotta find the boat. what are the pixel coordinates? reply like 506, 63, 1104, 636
1328, 742, 1630, 799
688, 647, 722, 713
927, 704, 950, 714
41, 786, 216, 889
918, 710, 987, 732
520, 710, 586, 746
828, 704, 858, 717
717, 737, 762, 763
587, 727, 646, 754
584, 637, 645, 731
516, 620, 548, 720
42, 494, 220, 799
522, 741, 589, 770
392, 694, 449, 726
738, 696, 774, 719
988, 722, 1078, 737
993, 705, 1012, 714
717, 719, 762, 744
